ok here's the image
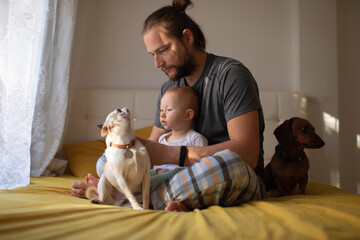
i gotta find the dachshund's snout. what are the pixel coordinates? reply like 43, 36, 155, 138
310, 135, 325, 149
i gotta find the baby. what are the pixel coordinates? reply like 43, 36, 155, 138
154, 86, 208, 174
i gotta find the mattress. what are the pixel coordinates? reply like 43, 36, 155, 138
1, 175, 359, 240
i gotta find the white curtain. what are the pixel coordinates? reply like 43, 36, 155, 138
0, 0, 77, 189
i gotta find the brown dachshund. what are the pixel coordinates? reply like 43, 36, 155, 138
264, 117, 325, 196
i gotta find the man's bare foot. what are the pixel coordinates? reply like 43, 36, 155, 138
85, 173, 99, 187
165, 201, 190, 212
71, 173, 99, 199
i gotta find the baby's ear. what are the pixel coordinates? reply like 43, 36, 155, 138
185, 109, 195, 121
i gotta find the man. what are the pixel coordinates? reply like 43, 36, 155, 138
72, 1, 265, 211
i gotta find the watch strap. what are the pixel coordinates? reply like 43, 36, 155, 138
179, 146, 187, 167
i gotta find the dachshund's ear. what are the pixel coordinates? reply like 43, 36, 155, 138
274, 118, 294, 144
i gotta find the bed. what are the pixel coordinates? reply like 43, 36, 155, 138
1, 89, 359, 240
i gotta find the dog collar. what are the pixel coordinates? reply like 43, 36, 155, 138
109, 139, 136, 149
275, 146, 304, 162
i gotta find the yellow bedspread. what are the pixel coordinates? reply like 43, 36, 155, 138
1, 175, 360, 240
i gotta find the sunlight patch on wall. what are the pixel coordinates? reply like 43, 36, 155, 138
330, 170, 340, 188
323, 112, 339, 134
357, 134, 360, 149
300, 97, 307, 117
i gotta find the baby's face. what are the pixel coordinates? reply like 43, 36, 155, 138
159, 92, 187, 131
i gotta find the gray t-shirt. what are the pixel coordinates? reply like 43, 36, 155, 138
154, 53, 265, 177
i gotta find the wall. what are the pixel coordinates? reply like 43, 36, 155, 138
69, 0, 360, 193
297, 0, 340, 188
70, 0, 165, 90
337, 0, 360, 193
71, 0, 297, 91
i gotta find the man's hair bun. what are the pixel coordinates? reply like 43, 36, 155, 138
172, 0, 193, 12
143, 0, 206, 51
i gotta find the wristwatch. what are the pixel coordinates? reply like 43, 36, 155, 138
179, 146, 187, 167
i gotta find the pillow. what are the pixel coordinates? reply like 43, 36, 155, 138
134, 125, 153, 138
63, 139, 106, 178
63, 126, 153, 177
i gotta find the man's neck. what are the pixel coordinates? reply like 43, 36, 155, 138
185, 51, 207, 87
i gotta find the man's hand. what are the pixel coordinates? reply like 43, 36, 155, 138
137, 137, 180, 166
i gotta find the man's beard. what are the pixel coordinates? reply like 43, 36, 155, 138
168, 52, 196, 81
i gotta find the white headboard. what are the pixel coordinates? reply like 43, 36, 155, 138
64, 89, 159, 144
64, 89, 306, 165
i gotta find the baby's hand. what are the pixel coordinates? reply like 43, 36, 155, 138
155, 168, 169, 174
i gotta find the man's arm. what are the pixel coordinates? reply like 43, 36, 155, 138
138, 110, 260, 169
137, 125, 179, 166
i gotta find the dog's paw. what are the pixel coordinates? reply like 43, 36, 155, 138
91, 198, 102, 204
132, 205, 144, 210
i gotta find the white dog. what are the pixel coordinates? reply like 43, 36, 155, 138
86, 107, 151, 210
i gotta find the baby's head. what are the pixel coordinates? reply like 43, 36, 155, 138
160, 86, 199, 131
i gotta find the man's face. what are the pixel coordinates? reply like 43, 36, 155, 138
143, 26, 196, 81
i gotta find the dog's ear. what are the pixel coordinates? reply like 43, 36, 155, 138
274, 118, 294, 144
101, 125, 109, 137
101, 123, 113, 137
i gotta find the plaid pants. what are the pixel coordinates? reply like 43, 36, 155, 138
96, 149, 265, 210
150, 149, 266, 210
